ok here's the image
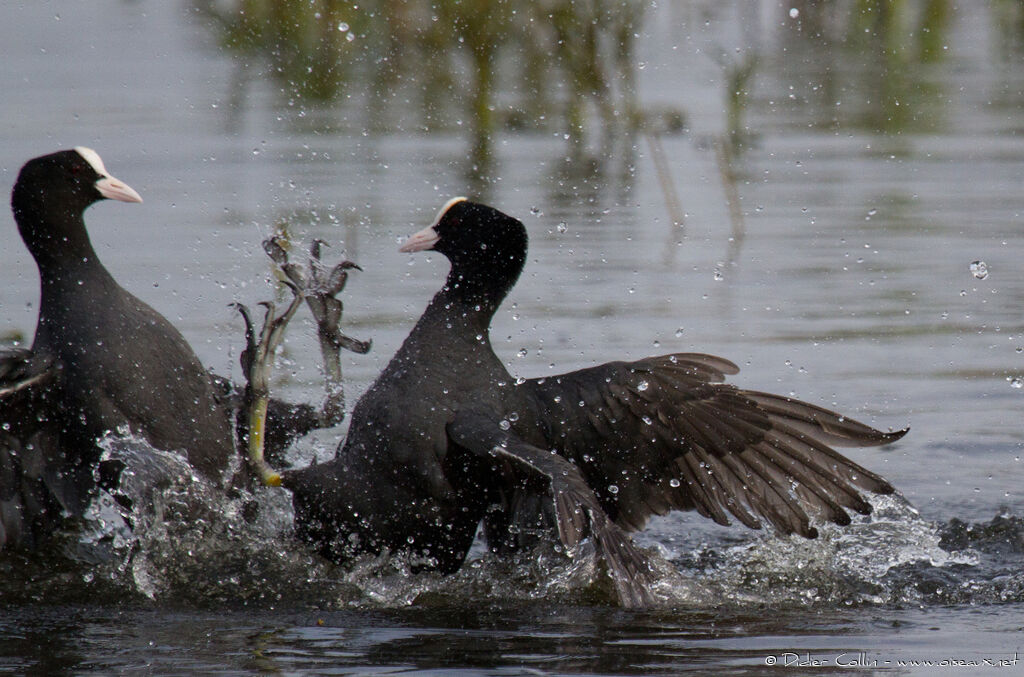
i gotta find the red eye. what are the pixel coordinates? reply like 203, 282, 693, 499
69, 165, 82, 176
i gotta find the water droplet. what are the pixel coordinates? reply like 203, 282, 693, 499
530, 206, 542, 216
508, 412, 519, 422
608, 484, 619, 494
637, 380, 649, 391
338, 21, 350, 32
713, 269, 723, 281
1008, 377, 1023, 389
970, 260, 989, 280
499, 419, 511, 430
669, 478, 681, 488
556, 222, 568, 233
674, 327, 685, 338
789, 7, 799, 18
517, 348, 528, 358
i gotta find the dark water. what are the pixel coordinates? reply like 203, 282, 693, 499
2, 1, 1024, 674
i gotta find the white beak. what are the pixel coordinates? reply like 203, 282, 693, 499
95, 175, 143, 203
74, 146, 143, 203
399, 225, 439, 253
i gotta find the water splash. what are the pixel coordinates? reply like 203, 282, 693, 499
5, 442, 1023, 611
663, 495, 1024, 608
74, 436, 699, 608
73, 435, 349, 606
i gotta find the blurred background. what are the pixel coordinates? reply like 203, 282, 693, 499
1, 0, 1023, 670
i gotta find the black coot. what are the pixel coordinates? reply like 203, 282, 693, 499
1, 148, 236, 549
281, 198, 906, 606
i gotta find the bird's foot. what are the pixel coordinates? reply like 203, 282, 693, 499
234, 291, 303, 487
263, 237, 370, 426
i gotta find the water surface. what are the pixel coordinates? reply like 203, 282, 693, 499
1, 1, 1023, 674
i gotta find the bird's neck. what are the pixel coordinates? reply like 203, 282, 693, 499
440, 250, 522, 313
13, 200, 104, 280
431, 259, 521, 330
14, 207, 118, 347
420, 283, 501, 336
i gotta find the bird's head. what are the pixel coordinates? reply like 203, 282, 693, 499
400, 198, 528, 298
13, 147, 142, 215
11, 147, 142, 262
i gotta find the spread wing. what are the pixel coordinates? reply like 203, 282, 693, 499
521, 353, 905, 537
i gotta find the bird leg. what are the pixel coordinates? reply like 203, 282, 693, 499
263, 237, 371, 427
234, 289, 303, 487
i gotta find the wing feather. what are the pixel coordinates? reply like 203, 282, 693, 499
520, 352, 905, 536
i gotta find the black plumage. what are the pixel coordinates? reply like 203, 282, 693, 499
2, 148, 354, 553
281, 198, 905, 606
0, 147, 238, 549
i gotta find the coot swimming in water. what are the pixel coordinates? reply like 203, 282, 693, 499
0, 147, 238, 548
0, 148, 354, 551
277, 198, 906, 606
